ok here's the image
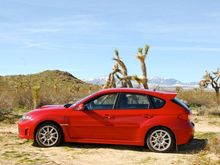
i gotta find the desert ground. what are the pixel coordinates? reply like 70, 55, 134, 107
0, 114, 219, 165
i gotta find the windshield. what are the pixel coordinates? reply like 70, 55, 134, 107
70, 93, 95, 107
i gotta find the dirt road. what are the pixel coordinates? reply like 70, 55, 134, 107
0, 116, 219, 165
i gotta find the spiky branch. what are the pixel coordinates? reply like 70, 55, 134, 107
199, 69, 220, 100
136, 45, 149, 89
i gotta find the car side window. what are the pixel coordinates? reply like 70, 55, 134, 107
150, 96, 165, 108
84, 93, 118, 110
118, 93, 151, 109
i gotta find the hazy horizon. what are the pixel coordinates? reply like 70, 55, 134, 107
0, 0, 219, 82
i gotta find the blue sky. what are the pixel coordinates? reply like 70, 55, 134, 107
0, 0, 219, 82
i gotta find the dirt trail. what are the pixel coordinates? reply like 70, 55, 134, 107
194, 117, 220, 133
0, 116, 219, 165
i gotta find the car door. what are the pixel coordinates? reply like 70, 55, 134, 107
109, 92, 155, 141
68, 93, 118, 140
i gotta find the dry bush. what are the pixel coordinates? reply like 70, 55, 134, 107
177, 89, 217, 107
177, 89, 220, 116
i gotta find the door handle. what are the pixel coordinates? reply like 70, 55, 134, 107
144, 114, 153, 119
103, 114, 113, 119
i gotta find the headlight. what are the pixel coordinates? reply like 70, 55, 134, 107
21, 114, 33, 121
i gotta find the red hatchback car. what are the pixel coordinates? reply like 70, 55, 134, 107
18, 88, 194, 152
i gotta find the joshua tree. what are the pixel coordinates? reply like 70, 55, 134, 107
103, 45, 150, 89
32, 85, 41, 109
199, 69, 220, 101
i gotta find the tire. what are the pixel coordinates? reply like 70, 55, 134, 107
146, 127, 175, 153
35, 122, 62, 147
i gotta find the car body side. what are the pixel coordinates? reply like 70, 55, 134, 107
18, 88, 194, 146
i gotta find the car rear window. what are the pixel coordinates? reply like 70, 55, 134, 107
172, 98, 190, 112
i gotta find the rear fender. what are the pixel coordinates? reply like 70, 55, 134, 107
139, 115, 177, 145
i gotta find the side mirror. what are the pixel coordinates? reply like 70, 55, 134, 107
74, 103, 85, 111
64, 103, 72, 108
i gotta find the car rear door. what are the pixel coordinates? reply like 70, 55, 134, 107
109, 92, 155, 141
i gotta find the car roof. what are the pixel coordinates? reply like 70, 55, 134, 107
97, 88, 176, 100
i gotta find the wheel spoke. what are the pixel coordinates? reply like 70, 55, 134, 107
50, 128, 55, 133
40, 136, 45, 139
42, 128, 47, 134
43, 138, 47, 144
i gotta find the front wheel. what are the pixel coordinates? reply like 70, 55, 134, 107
146, 127, 175, 152
35, 123, 62, 147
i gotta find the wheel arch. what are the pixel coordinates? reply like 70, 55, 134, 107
144, 125, 176, 146
34, 120, 64, 142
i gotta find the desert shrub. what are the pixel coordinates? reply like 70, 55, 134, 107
0, 108, 22, 124
0, 91, 18, 110
177, 89, 217, 108
177, 89, 220, 116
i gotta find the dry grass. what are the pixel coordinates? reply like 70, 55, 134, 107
190, 132, 220, 165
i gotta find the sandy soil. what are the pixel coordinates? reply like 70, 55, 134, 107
0, 116, 219, 165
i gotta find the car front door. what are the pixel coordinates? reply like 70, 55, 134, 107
68, 93, 118, 140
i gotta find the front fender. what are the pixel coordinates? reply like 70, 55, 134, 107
32, 114, 70, 141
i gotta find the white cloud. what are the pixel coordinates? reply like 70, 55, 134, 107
24, 41, 49, 48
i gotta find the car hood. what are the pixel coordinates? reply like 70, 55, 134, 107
32, 105, 67, 112
39, 105, 64, 109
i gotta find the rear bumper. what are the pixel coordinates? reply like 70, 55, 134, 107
174, 121, 194, 145
18, 120, 35, 140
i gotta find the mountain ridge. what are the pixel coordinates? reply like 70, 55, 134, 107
85, 76, 198, 87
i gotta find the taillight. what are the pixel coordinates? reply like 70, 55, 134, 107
178, 114, 189, 120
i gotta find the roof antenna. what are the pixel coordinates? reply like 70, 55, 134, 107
153, 85, 160, 91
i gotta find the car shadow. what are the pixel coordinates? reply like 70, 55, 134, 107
177, 138, 208, 154
62, 138, 208, 154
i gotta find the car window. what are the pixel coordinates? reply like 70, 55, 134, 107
85, 93, 118, 110
118, 93, 151, 109
150, 96, 165, 108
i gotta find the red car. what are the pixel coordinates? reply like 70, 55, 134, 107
18, 88, 194, 152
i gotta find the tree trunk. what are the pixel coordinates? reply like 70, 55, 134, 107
215, 88, 220, 104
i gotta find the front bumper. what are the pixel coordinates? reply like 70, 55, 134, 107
18, 119, 35, 140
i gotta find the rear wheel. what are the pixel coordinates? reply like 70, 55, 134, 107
35, 123, 62, 147
146, 127, 175, 152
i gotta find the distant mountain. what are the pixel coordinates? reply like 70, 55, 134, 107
86, 77, 106, 85
148, 77, 182, 85
85, 76, 198, 88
